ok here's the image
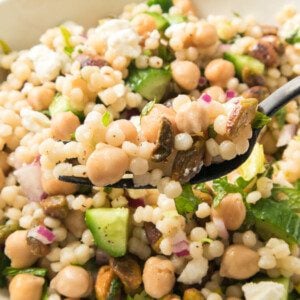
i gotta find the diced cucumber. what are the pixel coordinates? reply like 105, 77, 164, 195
248, 199, 300, 244
224, 52, 265, 78
49, 94, 84, 120
147, 0, 173, 13
164, 14, 188, 25
128, 67, 171, 101
286, 28, 300, 44
85, 208, 129, 257
145, 12, 169, 31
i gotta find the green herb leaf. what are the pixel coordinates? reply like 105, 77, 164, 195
102, 111, 112, 127
41, 110, 51, 117
274, 107, 287, 129
140, 100, 155, 119
208, 124, 217, 138
248, 198, 300, 244
232, 11, 241, 18
272, 180, 300, 212
157, 45, 174, 62
147, 0, 173, 13
104, 186, 112, 194
0, 39, 11, 54
3, 267, 47, 277
0, 252, 10, 287
212, 177, 244, 207
59, 26, 74, 56
252, 111, 271, 129
286, 28, 300, 44
175, 185, 200, 215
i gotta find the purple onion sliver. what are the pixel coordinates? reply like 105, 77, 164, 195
198, 76, 207, 87
226, 90, 236, 100
175, 249, 190, 257
37, 226, 55, 242
201, 93, 212, 103
128, 198, 145, 208
81, 58, 108, 68
40, 192, 48, 200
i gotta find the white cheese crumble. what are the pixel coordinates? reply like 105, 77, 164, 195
27, 45, 66, 82
177, 257, 208, 284
95, 19, 141, 58
242, 281, 285, 300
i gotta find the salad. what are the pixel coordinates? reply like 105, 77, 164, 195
0, 0, 300, 299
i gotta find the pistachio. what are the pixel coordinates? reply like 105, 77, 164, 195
151, 117, 175, 162
226, 98, 258, 138
172, 139, 205, 183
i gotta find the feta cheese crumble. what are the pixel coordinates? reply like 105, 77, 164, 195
242, 281, 285, 300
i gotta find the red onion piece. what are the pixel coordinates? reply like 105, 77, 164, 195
14, 159, 46, 202
199, 76, 207, 87
173, 240, 189, 257
212, 216, 229, 240
128, 197, 145, 208
201, 93, 212, 103
96, 249, 110, 266
276, 124, 297, 147
226, 89, 236, 100
28, 225, 55, 245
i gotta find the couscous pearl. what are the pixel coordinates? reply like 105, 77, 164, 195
206, 138, 220, 157
246, 191, 262, 204
174, 133, 193, 151
190, 227, 208, 241
190, 241, 203, 259
163, 181, 183, 199
207, 293, 222, 300
242, 231, 257, 248
129, 157, 149, 175
219, 140, 237, 160
105, 127, 125, 147
208, 240, 224, 258
213, 115, 227, 135
206, 222, 218, 239
172, 95, 191, 112
44, 217, 61, 229
196, 202, 211, 218
258, 255, 277, 269
159, 238, 173, 255
149, 56, 163, 69
256, 177, 273, 198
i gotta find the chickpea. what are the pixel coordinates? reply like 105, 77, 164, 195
220, 245, 259, 279
173, 0, 195, 15
0, 169, 4, 190
205, 59, 235, 87
51, 111, 81, 141
143, 256, 175, 298
64, 210, 86, 238
27, 86, 55, 111
192, 23, 218, 48
171, 60, 200, 90
175, 101, 209, 134
86, 143, 129, 186
212, 193, 246, 230
9, 274, 45, 300
5, 230, 38, 268
132, 13, 157, 37
105, 119, 138, 146
141, 104, 177, 143
50, 265, 92, 298
41, 176, 77, 196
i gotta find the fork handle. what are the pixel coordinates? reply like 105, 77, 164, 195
259, 76, 300, 116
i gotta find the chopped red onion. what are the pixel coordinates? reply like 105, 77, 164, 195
199, 76, 207, 87
226, 89, 236, 100
173, 240, 189, 257
276, 124, 297, 147
76, 54, 108, 68
201, 93, 212, 103
14, 159, 46, 202
212, 216, 229, 240
128, 197, 145, 208
28, 225, 55, 245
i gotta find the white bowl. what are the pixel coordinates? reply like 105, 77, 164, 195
0, 0, 299, 298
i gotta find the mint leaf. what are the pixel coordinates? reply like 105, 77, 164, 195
274, 107, 287, 129
0, 39, 11, 54
286, 28, 300, 44
3, 267, 47, 277
212, 177, 244, 207
272, 180, 300, 212
59, 26, 74, 56
252, 111, 271, 129
175, 185, 200, 215
102, 111, 112, 127
0, 252, 10, 287
248, 198, 300, 244
147, 0, 172, 12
